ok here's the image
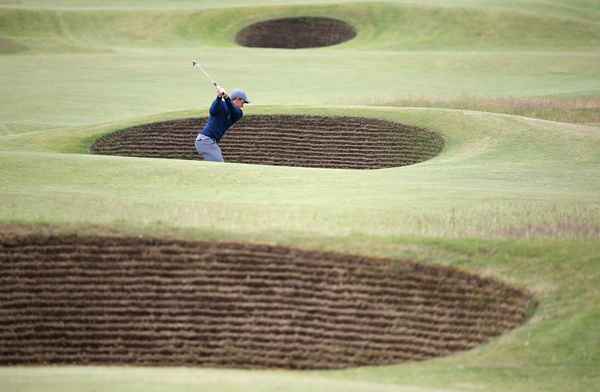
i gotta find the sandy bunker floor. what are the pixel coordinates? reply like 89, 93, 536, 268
91, 115, 445, 169
0, 233, 535, 369
236, 17, 357, 49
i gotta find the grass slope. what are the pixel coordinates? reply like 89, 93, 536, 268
1, 1, 599, 391
1, 49, 599, 131
1, 106, 599, 239
1, 3, 599, 129
1, 3, 600, 52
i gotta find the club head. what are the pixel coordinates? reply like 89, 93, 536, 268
192, 60, 198, 68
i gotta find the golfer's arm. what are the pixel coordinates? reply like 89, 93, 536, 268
209, 96, 223, 116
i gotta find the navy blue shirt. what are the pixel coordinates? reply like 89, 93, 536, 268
200, 96, 243, 143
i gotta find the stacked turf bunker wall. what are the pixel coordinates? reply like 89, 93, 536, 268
236, 17, 357, 49
91, 115, 445, 169
0, 233, 535, 369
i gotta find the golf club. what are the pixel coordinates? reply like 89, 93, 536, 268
192, 60, 219, 91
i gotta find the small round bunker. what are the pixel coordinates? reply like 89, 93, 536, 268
91, 115, 445, 169
236, 17, 357, 49
0, 233, 535, 369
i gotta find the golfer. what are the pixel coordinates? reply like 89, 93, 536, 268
195, 87, 250, 162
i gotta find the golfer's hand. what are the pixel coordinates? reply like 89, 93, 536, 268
217, 86, 227, 98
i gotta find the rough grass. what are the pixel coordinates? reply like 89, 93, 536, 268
1, 3, 600, 52
2, 49, 599, 132
371, 97, 600, 124
0, 36, 27, 54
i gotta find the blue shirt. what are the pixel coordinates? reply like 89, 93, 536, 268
199, 96, 243, 143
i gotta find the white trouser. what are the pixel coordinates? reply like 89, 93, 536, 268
195, 135, 224, 162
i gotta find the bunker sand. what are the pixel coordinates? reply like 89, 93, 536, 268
0, 233, 535, 369
236, 17, 356, 49
91, 115, 444, 169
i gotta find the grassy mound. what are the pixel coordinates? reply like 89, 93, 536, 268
2, 105, 598, 239
1, 3, 599, 53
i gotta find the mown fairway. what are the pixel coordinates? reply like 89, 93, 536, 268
1, 1, 599, 391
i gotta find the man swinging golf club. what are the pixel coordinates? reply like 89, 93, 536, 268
193, 60, 250, 162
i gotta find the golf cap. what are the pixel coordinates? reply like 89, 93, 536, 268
230, 89, 250, 103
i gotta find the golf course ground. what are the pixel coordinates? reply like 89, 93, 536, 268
1, 1, 599, 391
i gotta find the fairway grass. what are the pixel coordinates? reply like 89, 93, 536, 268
1, 0, 600, 391
1, 106, 600, 240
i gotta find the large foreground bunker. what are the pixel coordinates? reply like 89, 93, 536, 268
0, 233, 535, 369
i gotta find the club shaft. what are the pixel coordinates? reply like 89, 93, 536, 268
193, 60, 218, 87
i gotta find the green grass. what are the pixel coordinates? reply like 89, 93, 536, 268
1, 49, 599, 131
2, 3, 600, 52
373, 96, 600, 124
1, 106, 599, 239
1, 0, 599, 391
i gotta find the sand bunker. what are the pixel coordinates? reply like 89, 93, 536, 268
91, 115, 444, 169
0, 233, 535, 369
236, 17, 356, 49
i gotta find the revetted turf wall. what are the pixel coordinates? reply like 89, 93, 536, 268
91, 115, 444, 169
0, 233, 535, 369
236, 17, 357, 49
